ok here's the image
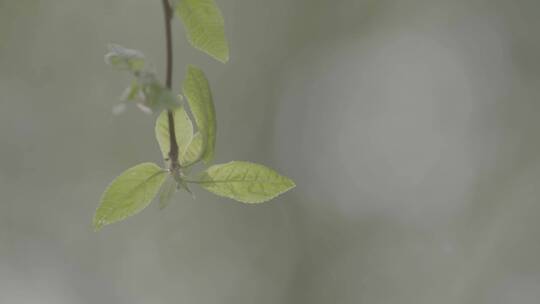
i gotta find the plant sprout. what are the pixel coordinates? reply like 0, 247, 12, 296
93, 0, 295, 230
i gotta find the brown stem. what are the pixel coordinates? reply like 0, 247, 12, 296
161, 0, 179, 170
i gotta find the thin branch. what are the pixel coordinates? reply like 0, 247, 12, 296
161, 0, 180, 171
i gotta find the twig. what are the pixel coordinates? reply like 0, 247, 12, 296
161, 0, 180, 171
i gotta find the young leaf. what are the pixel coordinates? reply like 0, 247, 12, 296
174, 0, 230, 63
93, 163, 168, 230
196, 161, 295, 203
182, 65, 216, 164
158, 176, 178, 209
104, 45, 179, 113
139, 78, 179, 112
155, 107, 194, 163
105, 44, 145, 72
181, 132, 204, 166
120, 80, 142, 102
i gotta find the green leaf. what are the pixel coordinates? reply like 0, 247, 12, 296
105, 44, 145, 71
181, 132, 204, 166
174, 0, 229, 63
155, 107, 194, 163
196, 161, 296, 203
93, 163, 168, 230
158, 177, 178, 209
182, 65, 216, 164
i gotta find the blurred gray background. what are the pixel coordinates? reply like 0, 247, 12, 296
2, 0, 540, 303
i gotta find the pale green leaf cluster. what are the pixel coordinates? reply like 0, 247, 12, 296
105, 45, 179, 113
105, 44, 145, 71
154, 66, 216, 166
174, 0, 229, 63
94, 0, 294, 230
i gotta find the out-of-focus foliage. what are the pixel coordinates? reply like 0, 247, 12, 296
105, 44, 179, 113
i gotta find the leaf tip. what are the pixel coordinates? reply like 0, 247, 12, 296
92, 216, 105, 231
285, 178, 296, 191
217, 51, 229, 63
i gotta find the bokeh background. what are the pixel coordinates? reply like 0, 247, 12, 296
2, 0, 540, 303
